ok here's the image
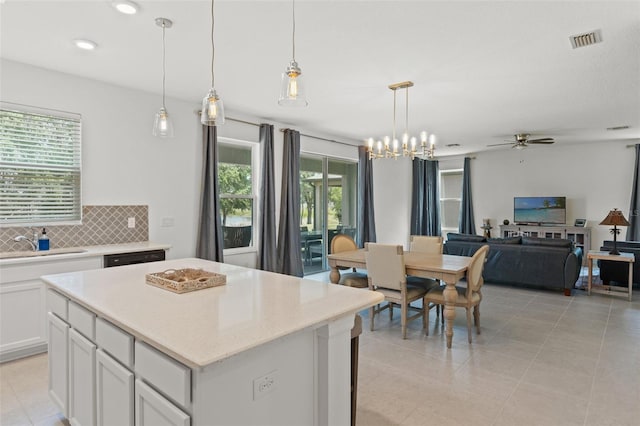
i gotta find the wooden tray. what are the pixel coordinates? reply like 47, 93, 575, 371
145, 268, 226, 294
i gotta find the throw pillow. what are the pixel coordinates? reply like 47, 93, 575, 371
447, 233, 487, 242
521, 236, 572, 248
487, 236, 522, 244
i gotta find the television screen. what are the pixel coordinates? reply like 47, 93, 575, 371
514, 197, 566, 224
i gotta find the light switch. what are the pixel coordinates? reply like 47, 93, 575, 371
161, 217, 175, 227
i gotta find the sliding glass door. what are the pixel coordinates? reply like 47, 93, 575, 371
300, 155, 358, 275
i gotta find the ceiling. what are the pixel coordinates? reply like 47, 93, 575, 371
1, 0, 639, 156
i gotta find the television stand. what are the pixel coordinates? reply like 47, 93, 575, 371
500, 224, 591, 265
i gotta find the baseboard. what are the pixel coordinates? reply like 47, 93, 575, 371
0, 343, 47, 363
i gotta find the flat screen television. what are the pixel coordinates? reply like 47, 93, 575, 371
514, 196, 566, 225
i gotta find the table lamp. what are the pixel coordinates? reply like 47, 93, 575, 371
599, 208, 630, 255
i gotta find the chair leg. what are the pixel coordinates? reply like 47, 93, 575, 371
425, 303, 430, 336
466, 308, 472, 343
474, 304, 481, 334
422, 297, 427, 330
401, 302, 408, 339
369, 306, 375, 332
389, 302, 393, 321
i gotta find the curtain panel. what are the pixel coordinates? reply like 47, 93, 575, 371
357, 146, 377, 247
627, 144, 640, 241
410, 158, 441, 236
459, 156, 476, 235
196, 125, 224, 261
276, 129, 304, 277
258, 124, 278, 272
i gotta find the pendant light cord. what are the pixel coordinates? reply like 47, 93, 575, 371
292, 0, 296, 61
210, 0, 215, 88
162, 21, 167, 109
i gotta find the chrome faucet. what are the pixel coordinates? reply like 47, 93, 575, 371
13, 229, 39, 251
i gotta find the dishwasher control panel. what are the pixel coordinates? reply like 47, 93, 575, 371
103, 250, 166, 268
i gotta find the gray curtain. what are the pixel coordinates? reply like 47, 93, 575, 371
196, 125, 224, 261
627, 144, 640, 240
459, 156, 476, 235
276, 129, 304, 277
357, 146, 377, 247
410, 158, 441, 236
258, 124, 278, 272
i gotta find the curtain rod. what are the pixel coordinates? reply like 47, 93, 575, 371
278, 128, 356, 147
193, 110, 260, 127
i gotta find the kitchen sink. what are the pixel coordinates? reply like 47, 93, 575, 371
0, 247, 88, 259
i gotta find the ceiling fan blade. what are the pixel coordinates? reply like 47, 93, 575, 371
528, 138, 555, 143
487, 142, 515, 147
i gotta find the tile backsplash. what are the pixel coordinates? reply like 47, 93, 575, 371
0, 205, 149, 252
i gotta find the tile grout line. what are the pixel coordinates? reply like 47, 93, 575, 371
582, 298, 612, 426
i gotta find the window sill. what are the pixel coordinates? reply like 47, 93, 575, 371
223, 246, 257, 256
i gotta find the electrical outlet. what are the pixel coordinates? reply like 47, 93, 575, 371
127, 217, 135, 228
161, 217, 175, 227
253, 370, 278, 400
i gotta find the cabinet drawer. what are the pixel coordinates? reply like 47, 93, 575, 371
96, 318, 133, 369
135, 379, 190, 426
134, 341, 190, 408
68, 301, 95, 342
47, 290, 68, 321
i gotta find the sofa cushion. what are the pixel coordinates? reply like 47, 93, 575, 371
521, 236, 572, 248
447, 233, 486, 242
487, 236, 522, 245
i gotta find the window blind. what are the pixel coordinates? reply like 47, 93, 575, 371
0, 103, 82, 225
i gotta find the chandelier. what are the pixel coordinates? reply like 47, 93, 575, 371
366, 81, 436, 160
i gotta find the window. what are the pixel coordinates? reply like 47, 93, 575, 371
0, 103, 82, 225
439, 169, 463, 237
218, 139, 258, 250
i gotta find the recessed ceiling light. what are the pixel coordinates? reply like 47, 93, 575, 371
74, 39, 97, 51
112, 1, 139, 15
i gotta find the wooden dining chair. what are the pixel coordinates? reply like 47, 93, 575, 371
409, 235, 443, 254
424, 245, 489, 343
365, 244, 429, 339
331, 234, 368, 288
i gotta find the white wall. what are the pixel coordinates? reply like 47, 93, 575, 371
1, 59, 359, 265
373, 141, 638, 252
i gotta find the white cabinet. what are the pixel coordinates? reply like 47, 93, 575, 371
68, 328, 96, 426
96, 349, 134, 426
135, 379, 190, 426
0, 256, 101, 362
47, 312, 69, 417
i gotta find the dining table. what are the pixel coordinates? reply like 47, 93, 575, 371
327, 249, 472, 348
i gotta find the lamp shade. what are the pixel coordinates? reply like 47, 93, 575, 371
599, 208, 630, 226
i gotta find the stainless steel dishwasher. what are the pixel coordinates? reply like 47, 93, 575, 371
103, 249, 165, 268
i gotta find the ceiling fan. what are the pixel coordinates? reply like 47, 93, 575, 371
488, 133, 555, 149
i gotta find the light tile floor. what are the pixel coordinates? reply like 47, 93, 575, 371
1, 278, 639, 426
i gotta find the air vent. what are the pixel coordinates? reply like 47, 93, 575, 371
570, 30, 602, 49
446, 143, 460, 147
607, 125, 630, 131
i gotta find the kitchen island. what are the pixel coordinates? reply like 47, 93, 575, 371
41, 257, 383, 426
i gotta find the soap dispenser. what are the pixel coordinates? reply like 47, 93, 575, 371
38, 228, 50, 251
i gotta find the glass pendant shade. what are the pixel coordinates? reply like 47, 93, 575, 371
153, 107, 174, 138
278, 60, 308, 107
200, 88, 225, 126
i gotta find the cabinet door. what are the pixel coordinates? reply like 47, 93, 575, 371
135, 379, 190, 426
0, 279, 46, 360
47, 312, 68, 417
96, 349, 134, 426
68, 328, 96, 426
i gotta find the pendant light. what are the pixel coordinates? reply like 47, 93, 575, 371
278, 0, 308, 107
201, 0, 225, 126
152, 18, 174, 138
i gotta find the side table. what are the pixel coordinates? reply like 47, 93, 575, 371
587, 250, 634, 301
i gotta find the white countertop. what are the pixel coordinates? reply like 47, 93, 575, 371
41, 258, 383, 369
0, 241, 171, 266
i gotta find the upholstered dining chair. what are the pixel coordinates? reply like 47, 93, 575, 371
330, 234, 368, 288
409, 235, 443, 254
424, 244, 489, 343
365, 244, 429, 339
